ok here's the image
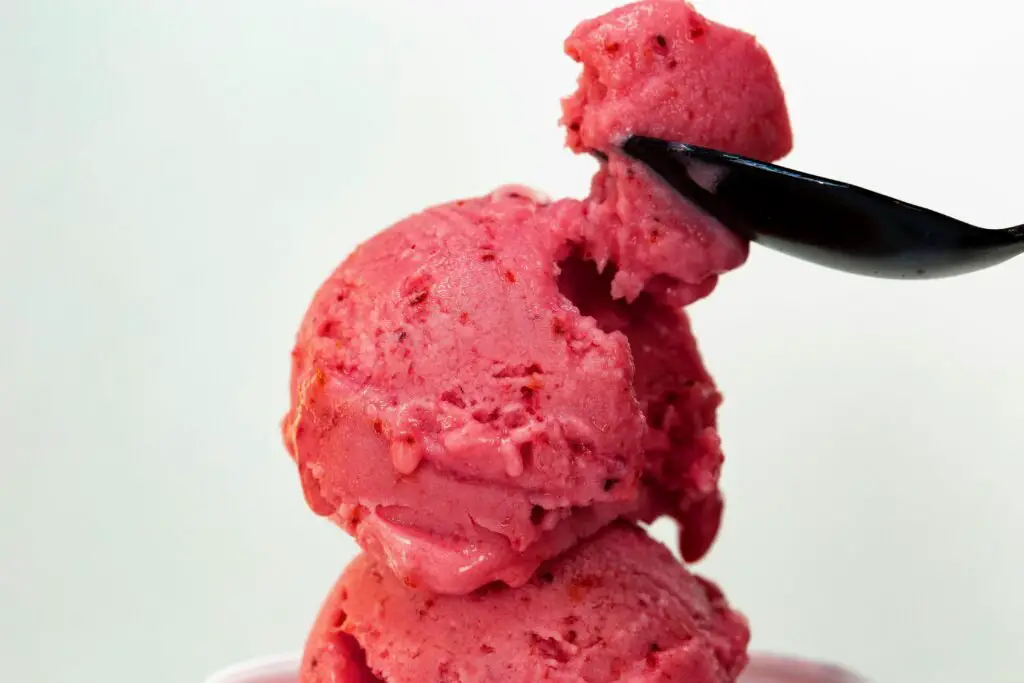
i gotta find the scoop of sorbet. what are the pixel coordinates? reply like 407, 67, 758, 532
300, 523, 750, 683
282, 0, 791, 594
561, 0, 792, 160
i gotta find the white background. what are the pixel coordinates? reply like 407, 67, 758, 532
1, 1, 1022, 682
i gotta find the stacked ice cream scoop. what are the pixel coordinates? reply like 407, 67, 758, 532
282, 2, 791, 681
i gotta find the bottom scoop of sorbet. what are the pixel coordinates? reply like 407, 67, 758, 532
300, 522, 750, 683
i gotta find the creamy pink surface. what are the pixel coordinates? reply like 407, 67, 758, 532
301, 523, 749, 683
282, 0, 792, 595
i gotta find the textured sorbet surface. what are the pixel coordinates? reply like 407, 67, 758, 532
283, 0, 791, 595
561, 0, 791, 159
301, 523, 750, 683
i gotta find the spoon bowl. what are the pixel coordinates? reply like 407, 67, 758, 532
622, 136, 1024, 279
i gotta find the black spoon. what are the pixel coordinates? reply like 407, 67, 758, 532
621, 135, 1024, 279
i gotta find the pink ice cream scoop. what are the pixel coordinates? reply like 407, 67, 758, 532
300, 523, 750, 683
282, 0, 791, 595
282, 188, 728, 595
